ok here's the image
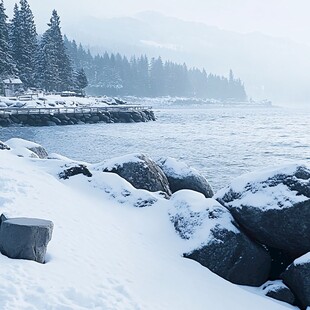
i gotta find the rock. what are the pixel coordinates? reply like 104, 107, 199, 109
0, 218, 53, 263
27, 146, 48, 159
59, 164, 93, 180
51, 117, 61, 125
282, 253, 310, 309
262, 281, 295, 305
98, 154, 172, 195
91, 115, 100, 123
46, 120, 57, 126
215, 164, 310, 256
0, 213, 8, 225
157, 157, 214, 198
170, 190, 271, 286
0, 141, 10, 150
5, 138, 48, 159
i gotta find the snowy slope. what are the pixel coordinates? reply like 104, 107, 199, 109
0, 143, 295, 309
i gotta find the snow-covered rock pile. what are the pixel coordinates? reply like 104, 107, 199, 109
0, 138, 308, 309
0, 95, 155, 127
215, 165, 310, 309
169, 190, 271, 286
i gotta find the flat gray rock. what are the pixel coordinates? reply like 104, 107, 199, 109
0, 217, 53, 263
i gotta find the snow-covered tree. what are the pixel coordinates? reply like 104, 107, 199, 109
0, 0, 16, 82
74, 68, 88, 90
10, 0, 38, 87
37, 10, 73, 91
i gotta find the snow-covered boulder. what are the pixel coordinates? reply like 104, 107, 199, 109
169, 190, 271, 286
215, 164, 310, 256
281, 252, 310, 309
59, 164, 93, 180
261, 281, 295, 305
0, 141, 10, 150
282, 253, 310, 309
95, 154, 171, 195
0, 217, 53, 263
157, 157, 213, 198
6, 138, 48, 159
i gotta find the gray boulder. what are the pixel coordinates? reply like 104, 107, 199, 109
0, 217, 53, 263
157, 157, 213, 198
98, 154, 171, 195
27, 145, 48, 159
262, 281, 295, 305
215, 164, 310, 256
282, 254, 310, 309
0, 141, 10, 150
170, 190, 271, 286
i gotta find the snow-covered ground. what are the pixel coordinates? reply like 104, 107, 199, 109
0, 139, 295, 309
0, 95, 125, 109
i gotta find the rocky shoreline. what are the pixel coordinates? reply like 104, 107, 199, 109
1, 138, 309, 309
0, 109, 155, 127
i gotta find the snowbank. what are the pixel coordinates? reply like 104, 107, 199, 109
0, 139, 295, 309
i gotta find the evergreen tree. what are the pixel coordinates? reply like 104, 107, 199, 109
150, 57, 164, 96
10, 0, 38, 87
64, 38, 247, 100
74, 68, 88, 90
37, 10, 73, 91
0, 0, 16, 82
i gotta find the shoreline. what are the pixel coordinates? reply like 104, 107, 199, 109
0, 106, 155, 127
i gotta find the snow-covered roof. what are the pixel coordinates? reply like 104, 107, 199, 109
3, 78, 23, 84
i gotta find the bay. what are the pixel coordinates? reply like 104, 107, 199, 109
1, 105, 309, 191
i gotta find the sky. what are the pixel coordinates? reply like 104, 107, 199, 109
3, 0, 310, 46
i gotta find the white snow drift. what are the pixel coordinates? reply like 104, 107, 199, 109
0, 139, 295, 309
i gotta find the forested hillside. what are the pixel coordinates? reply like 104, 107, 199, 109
0, 0, 247, 100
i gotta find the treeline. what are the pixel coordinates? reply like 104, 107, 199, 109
0, 0, 88, 92
0, 0, 247, 100
65, 37, 247, 100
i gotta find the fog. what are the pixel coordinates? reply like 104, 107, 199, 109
4, 0, 310, 104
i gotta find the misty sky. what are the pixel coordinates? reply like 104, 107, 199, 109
3, 0, 310, 46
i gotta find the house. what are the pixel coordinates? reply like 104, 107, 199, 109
2, 78, 23, 97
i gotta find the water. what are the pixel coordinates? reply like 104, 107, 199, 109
1, 105, 309, 191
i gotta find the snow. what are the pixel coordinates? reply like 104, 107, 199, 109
3, 78, 23, 84
169, 190, 239, 251
5, 138, 43, 159
0, 139, 295, 309
94, 153, 145, 171
0, 94, 125, 109
157, 156, 199, 178
215, 163, 309, 210
261, 280, 288, 294
293, 252, 310, 266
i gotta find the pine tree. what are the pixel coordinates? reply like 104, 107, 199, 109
0, 0, 16, 82
10, 0, 38, 87
37, 10, 73, 91
74, 68, 88, 90
150, 57, 164, 96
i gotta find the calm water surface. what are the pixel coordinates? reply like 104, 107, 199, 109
1, 106, 309, 191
